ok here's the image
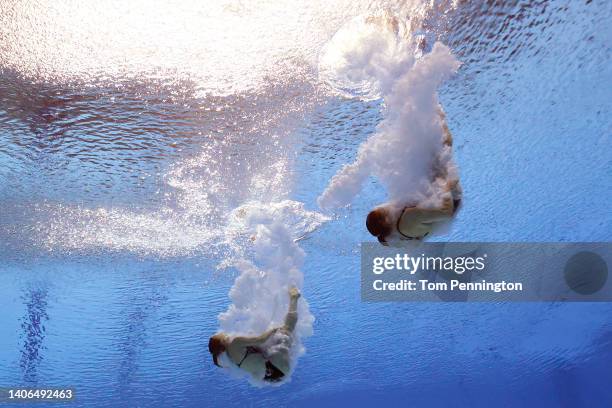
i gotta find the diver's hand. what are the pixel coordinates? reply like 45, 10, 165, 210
289, 286, 301, 299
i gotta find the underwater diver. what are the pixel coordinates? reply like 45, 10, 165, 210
366, 109, 462, 245
208, 287, 300, 382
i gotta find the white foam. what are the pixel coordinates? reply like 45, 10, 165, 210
317, 13, 461, 211
217, 207, 316, 386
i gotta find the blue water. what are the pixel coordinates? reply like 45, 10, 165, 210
1, 1, 611, 407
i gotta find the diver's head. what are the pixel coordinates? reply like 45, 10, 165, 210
366, 207, 393, 245
208, 333, 229, 367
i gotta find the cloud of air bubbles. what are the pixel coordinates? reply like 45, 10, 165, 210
217, 206, 316, 386
317, 12, 461, 211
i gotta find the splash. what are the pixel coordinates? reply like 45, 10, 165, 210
317, 13, 461, 212
318, 11, 418, 100
216, 207, 315, 386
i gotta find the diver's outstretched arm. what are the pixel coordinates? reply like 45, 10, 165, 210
404, 196, 455, 224
283, 287, 300, 333
231, 329, 277, 349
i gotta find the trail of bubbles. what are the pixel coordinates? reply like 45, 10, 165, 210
216, 206, 317, 386
317, 11, 461, 214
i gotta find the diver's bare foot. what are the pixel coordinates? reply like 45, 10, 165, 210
289, 286, 301, 299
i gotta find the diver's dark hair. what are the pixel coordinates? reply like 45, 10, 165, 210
366, 208, 392, 239
209, 335, 226, 367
